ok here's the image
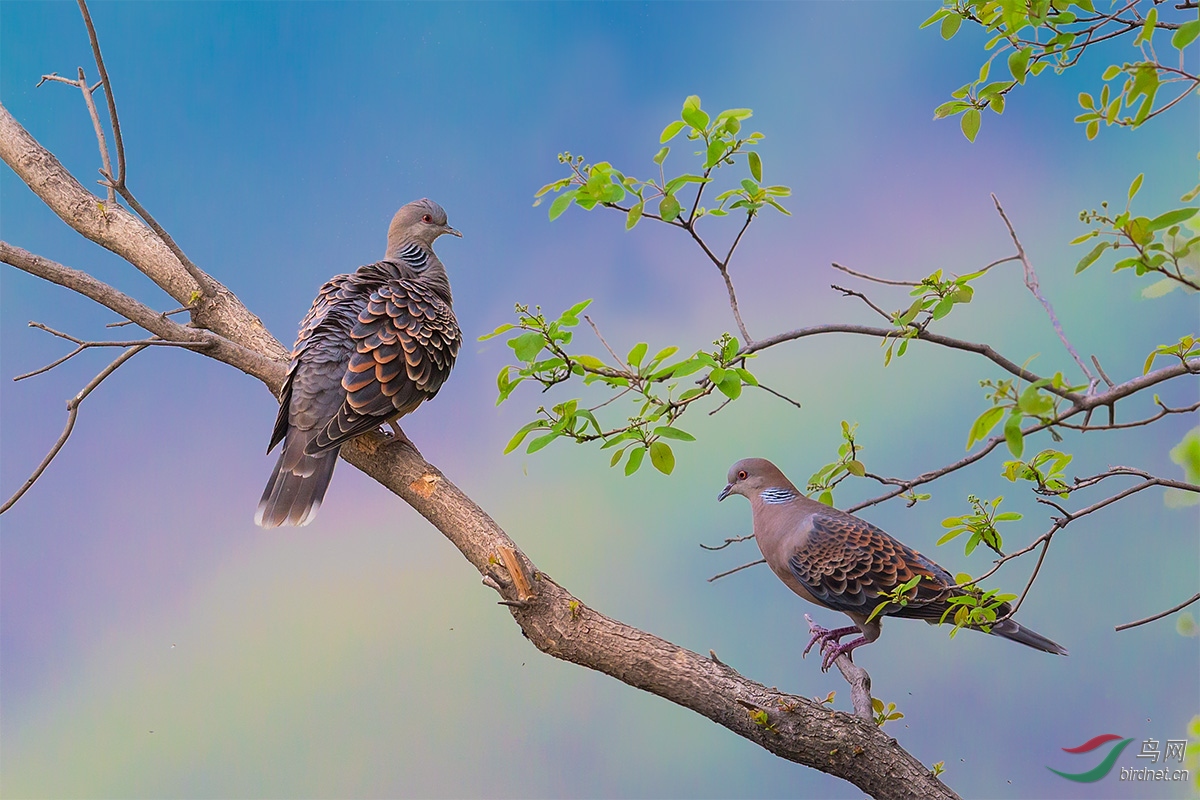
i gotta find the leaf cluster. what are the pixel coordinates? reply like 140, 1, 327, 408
938, 494, 1019, 556
1073, 172, 1200, 294
939, 577, 1018, 637
535, 96, 790, 227
925, 0, 1198, 141
482, 302, 757, 476
806, 421, 866, 506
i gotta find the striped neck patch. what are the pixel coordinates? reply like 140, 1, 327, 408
760, 488, 797, 504
396, 242, 430, 272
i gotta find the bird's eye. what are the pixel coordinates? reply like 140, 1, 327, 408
738, 470, 747, 480
422, 214, 433, 223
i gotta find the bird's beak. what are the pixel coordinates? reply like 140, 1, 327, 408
445, 226, 463, 238
717, 483, 733, 502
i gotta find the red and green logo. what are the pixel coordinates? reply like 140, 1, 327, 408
1047, 734, 1135, 782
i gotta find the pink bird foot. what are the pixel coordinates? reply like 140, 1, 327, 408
819, 636, 870, 672
802, 622, 860, 660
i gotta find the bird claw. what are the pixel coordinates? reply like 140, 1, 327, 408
802, 624, 860, 660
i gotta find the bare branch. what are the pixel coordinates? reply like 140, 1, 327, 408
699, 533, 755, 551
707, 557, 767, 582
755, 381, 803, 410
37, 67, 115, 204
992, 194, 1097, 390
106, 305, 189, 327
831, 256, 1020, 286
14, 322, 206, 381
583, 314, 627, 370
1115, 592, 1200, 632
831, 284, 893, 322
807, 614, 873, 721
77, 0, 123, 186
0, 104, 287, 363
1, 344, 145, 514
0, 242, 282, 386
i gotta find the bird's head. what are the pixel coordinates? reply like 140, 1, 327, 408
387, 198, 462, 249
718, 457, 792, 502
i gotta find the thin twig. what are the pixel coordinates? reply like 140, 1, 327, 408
37, 68, 115, 204
831, 285, 893, 322
107, 305, 189, 327
699, 533, 755, 551
992, 194, 1096, 391
1115, 592, 1200, 632
77, 0, 123, 187
707, 558, 766, 582
583, 314, 627, 370
830, 256, 1020, 287
755, 381, 803, 410
108, 183, 221, 299
1090, 355, 1115, 388
1, 344, 146, 514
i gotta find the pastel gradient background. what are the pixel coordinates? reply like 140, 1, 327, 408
2, 3, 1197, 798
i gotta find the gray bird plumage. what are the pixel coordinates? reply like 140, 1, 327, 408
255, 199, 462, 528
719, 458, 1066, 669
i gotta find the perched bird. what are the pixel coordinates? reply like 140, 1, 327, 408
718, 457, 1067, 669
255, 199, 462, 528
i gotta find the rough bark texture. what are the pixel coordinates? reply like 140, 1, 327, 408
0, 101, 959, 800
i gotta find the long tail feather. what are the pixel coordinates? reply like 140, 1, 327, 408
255, 433, 338, 528
990, 618, 1068, 655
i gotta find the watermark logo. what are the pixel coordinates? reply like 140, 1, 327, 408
1049, 734, 1190, 783
1047, 734, 1134, 783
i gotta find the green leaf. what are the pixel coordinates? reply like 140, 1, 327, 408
920, 8, 948, 28
846, 460, 866, 477
748, 151, 762, 182
504, 421, 546, 454
649, 441, 675, 475
1102, 64, 1122, 81
549, 189, 577, 221
817, 490, 834, 506
626, 202, 644, 230
627, 342, 648, 368
1008, 47, 1032, 84
717, 373, 742, 400
652, 427, 694, 443
479, 322, 516, 341
1128, 173, 1144, 203
1148, 208, 1198, 232
1086, 119, 1099, 140
653, 146, 669, 166
1075, 241, 1108, 273
660, 120, 685, 143
705, 140, 726, 168
624, 446, 645, 476
941, 13, 962, 39
960, 108, 981, 142
1017, 384, 1054, 416
1004, 413, 1024, 458
510, 332, 544, 362
526, 431, 559, 454
682, 103, 709, 131
967, 406, 1006, 449
660, 194, 681, 223
1173, 19, 1200, 51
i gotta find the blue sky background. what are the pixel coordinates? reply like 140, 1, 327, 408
2, 2, 1197, 798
